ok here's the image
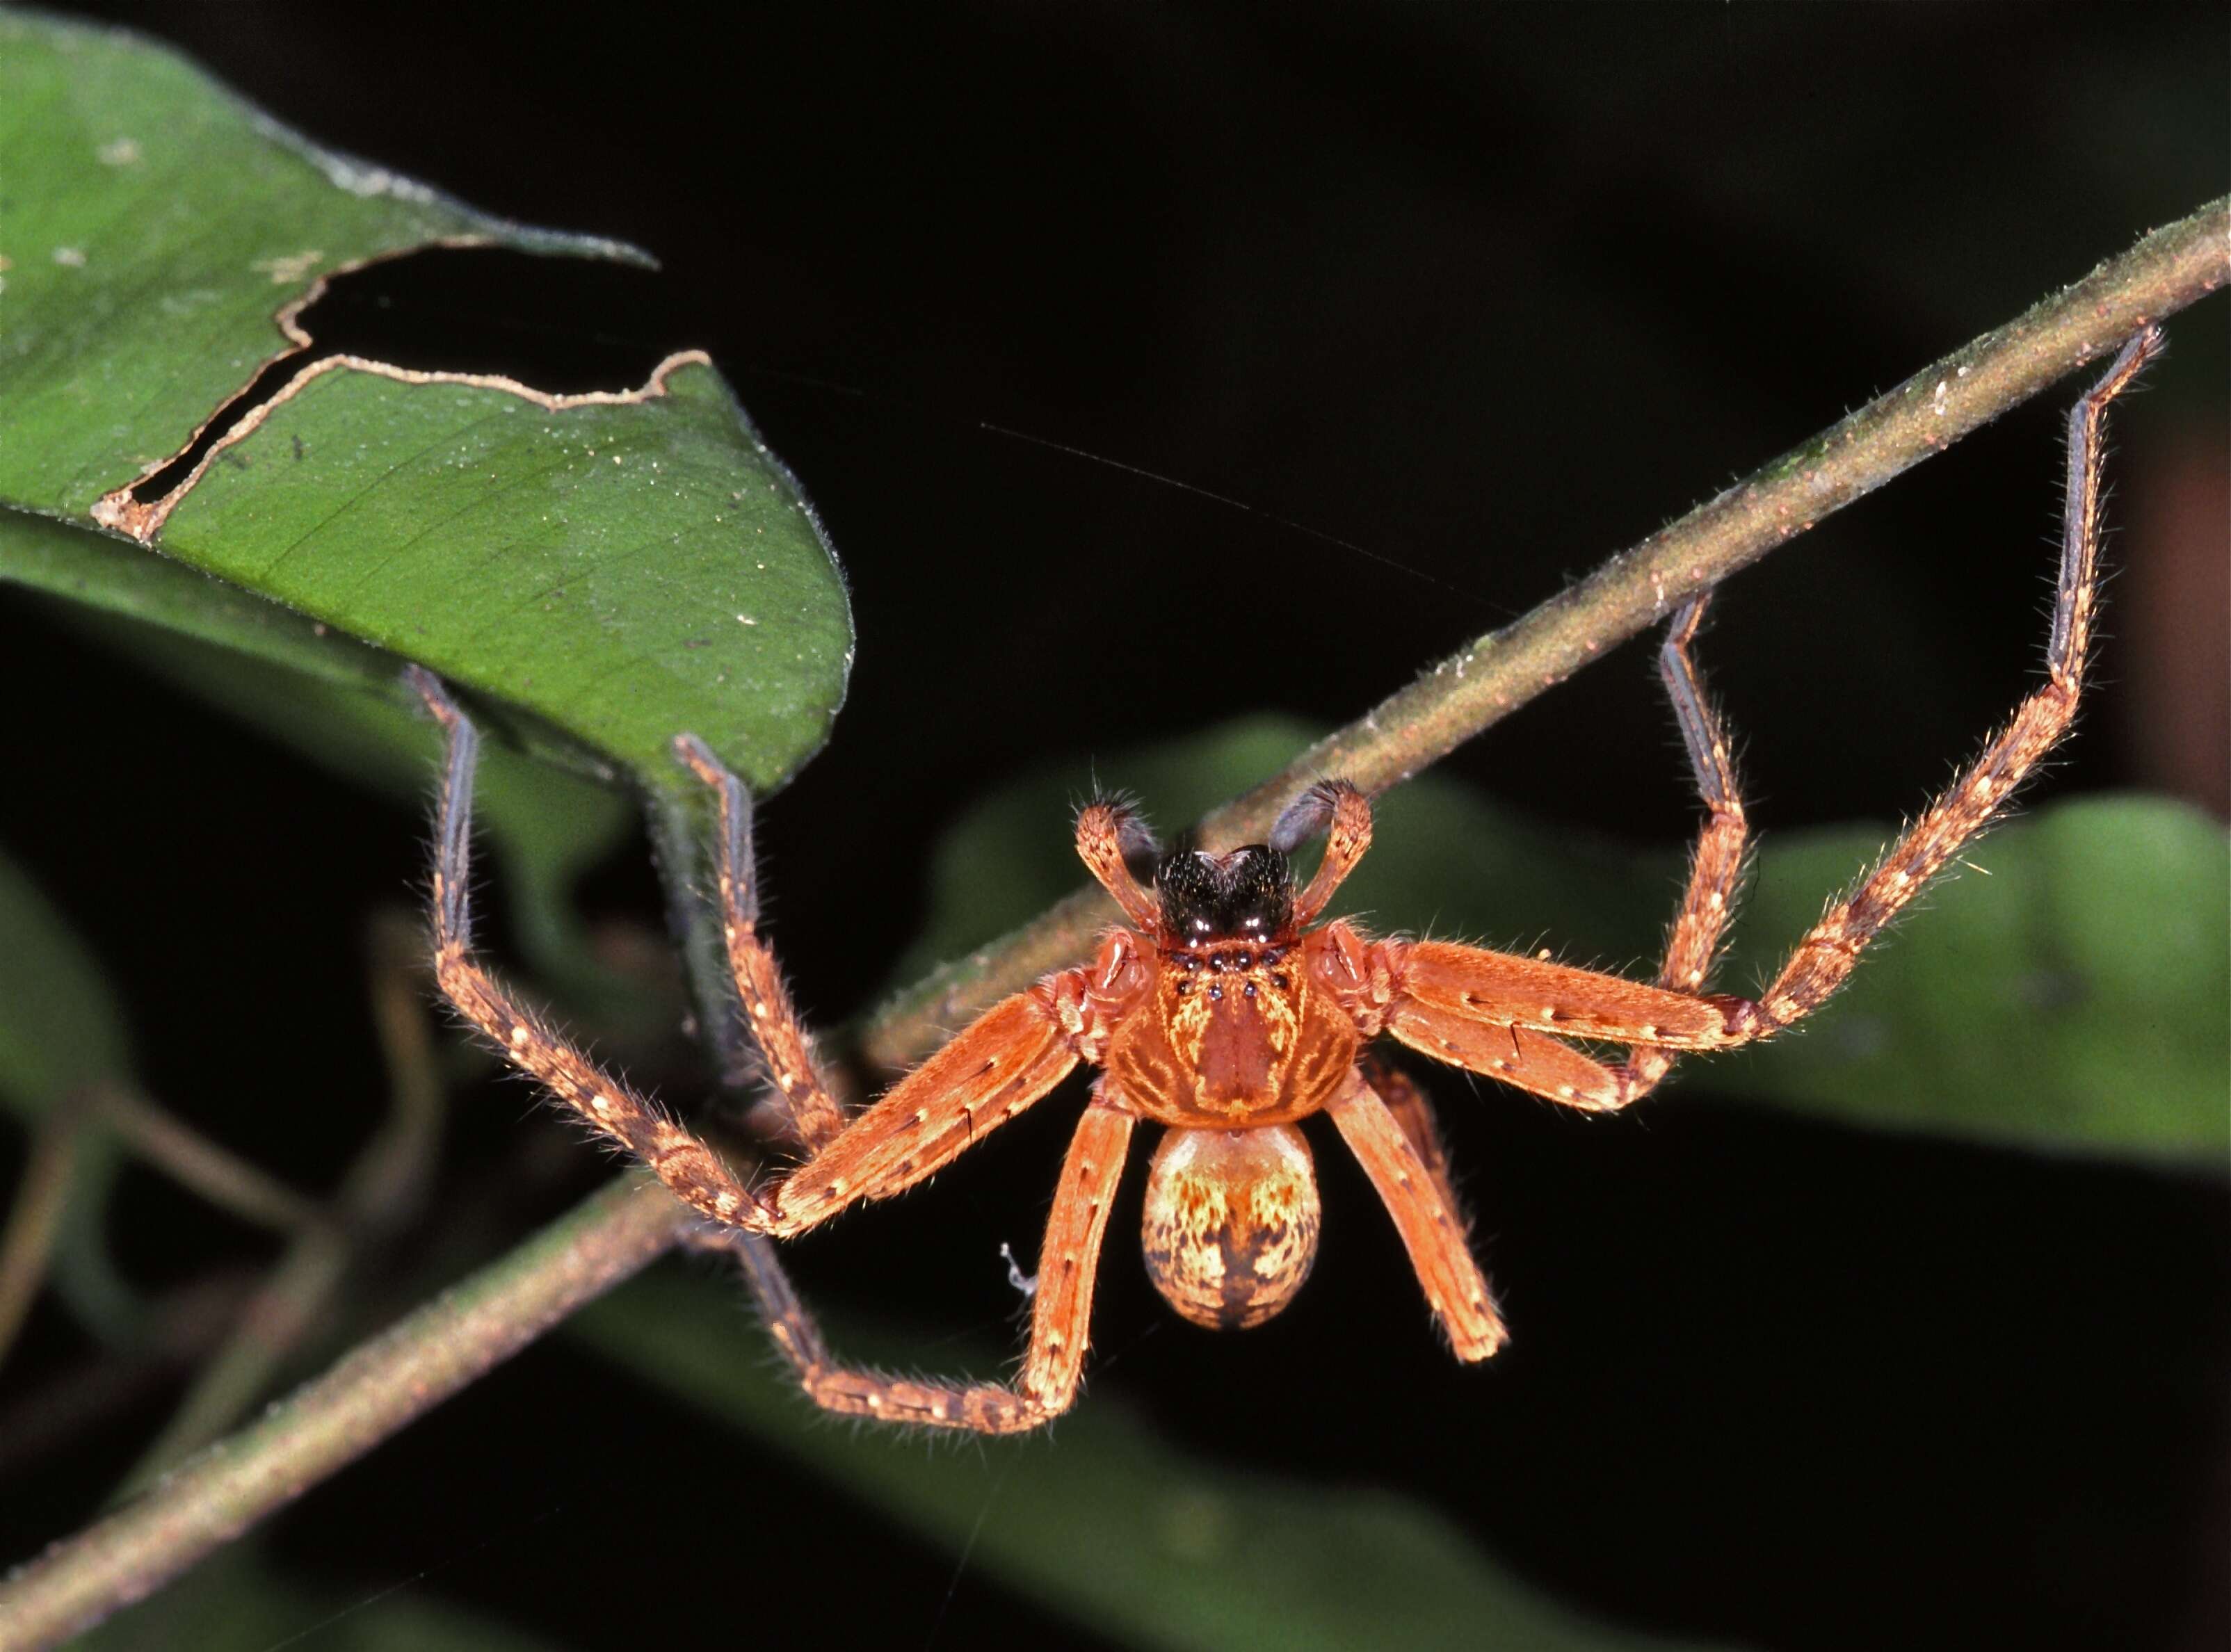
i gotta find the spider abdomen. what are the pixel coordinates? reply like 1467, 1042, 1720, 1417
1140, 1124, 1321, 1330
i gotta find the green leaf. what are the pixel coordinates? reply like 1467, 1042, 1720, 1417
0, 848, 142, 1338
0, 507, 637, 1010
574, 1270, 1723, 1652
0, 13, 851, 795
139, 362, 852, 796
900, 718, 2229, 1163
0, 14, 613, 519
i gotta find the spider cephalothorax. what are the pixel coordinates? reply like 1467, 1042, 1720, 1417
1127, 844, 1319, 1124
410, 329, 2158, 1434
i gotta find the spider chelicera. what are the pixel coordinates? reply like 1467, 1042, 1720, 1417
407, 327, 2157, 1434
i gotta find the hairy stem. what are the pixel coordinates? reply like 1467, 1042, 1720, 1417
862, 196, 2229, 1070
4, 197, 2223, 1644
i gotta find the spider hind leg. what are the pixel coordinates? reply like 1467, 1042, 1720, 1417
711, 1099, 1136, 1432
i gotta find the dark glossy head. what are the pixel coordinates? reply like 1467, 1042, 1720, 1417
1154, 845, 1295, 945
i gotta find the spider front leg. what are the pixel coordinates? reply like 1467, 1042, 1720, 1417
414, 669, 1112, 1242
750, 983, 1092, 1236
1376, 325, 2162, 1107
1370, 592, 1752, 1112
408, 667, 762, 1229
1732, 326, 2162, 1038
709, 1094, 1136, 1432
677, 725, 1168, 1243
672, 734, 848, 1153
1605, 589, 1750, 1104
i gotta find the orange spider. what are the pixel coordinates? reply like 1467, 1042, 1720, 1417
408, 327, 2157, 1434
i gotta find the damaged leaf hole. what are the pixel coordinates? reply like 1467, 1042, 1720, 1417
130, 245, 691, 505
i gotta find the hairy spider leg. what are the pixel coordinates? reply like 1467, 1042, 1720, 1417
1379, 997, 1680, 1114
713, 1096, 1136, 1432
671, 729, 1131, 1238
671, 732, 1126, 1194
1371, 325, 2163, 1104
1355, 1053, 1507, 1349
1385, 592, 1755, 1110
409, 667, 763, 1229
1329, 1069, 1506, 1359
1359, 1053, 1465, 1222
750, 990, 1086, 1236
1734, 326, 2161, 1036
411, 669, 1101, 1241
672, 735, 848, 1153
1611, 592, 1752, 1100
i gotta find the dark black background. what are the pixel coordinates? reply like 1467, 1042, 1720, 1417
4, 6, 2226, 1649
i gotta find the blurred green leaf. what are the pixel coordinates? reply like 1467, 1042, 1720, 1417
0, 848, 140, 1338
1707, 794, 2228, 1158
0, 13, 851, 795
899, 718, 2229, 1163
0, 850, 131, 1115
574, 1270, 1723, 1652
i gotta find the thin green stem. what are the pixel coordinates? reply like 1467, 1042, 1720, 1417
92, 1085, 325, 1238
0, 1113, 81, 1372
